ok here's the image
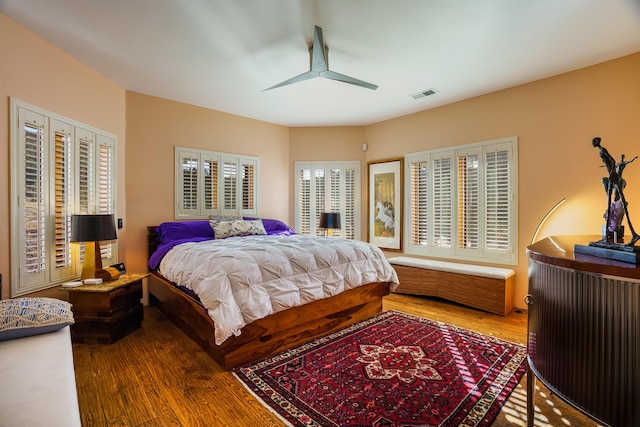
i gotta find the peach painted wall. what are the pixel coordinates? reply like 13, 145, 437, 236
0, 14, 126, 300
363, 52, 640, 308
124, 92, 290, 282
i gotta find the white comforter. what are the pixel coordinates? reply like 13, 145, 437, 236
159, 234, 399, 345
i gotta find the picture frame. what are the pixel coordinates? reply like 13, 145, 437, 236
368, 158, 403, 251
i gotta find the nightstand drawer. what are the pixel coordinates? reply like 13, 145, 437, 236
72, 303, 143, 344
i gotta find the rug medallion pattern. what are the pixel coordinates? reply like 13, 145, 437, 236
233, 310, 526, 426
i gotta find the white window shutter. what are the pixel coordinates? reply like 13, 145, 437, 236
202, 156, 218, 213
314, 169, 326, 236
96, 134, 117, 265
222, 157, 238, 214
175, 148, 201, 219
298, 168, 312, 235
16, 107, 48, 289
409, 158, 429, 248
405, 137, 517, 265
330, 168, 340, 213
49, 120, 75, 281
294, 161, 361, 240
11, 99, 118, 295
485, 146, 512, 252
76, 129, 94, 215
175, 147, 257, 219
240, 158, 257, 216
432, 154, 453, 249
456, 149, 480, 253
343, 167, 357, 240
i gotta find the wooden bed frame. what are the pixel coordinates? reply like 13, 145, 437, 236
147, 226, 391, 370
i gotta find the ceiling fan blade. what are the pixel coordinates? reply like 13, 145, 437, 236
265, 25, 378, 91
263, 70, 319, 91
311, 26, 328, 72
321, 70, 378, 90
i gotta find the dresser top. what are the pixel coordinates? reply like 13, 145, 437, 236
527, 235, 640, 280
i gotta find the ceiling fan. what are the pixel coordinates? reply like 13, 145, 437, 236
264, 26, 378, 91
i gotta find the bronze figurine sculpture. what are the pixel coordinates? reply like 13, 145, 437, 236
592, 137, 639, 246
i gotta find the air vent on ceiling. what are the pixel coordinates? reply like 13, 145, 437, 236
410, 88, 438, 99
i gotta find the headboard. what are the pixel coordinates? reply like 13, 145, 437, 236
147, 226, 160, 259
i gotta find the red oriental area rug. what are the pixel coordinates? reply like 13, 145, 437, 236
233, 310, 527, 427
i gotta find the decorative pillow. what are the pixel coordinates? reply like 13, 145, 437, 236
208, 215, 243, 232
209, 214, 243, 221
212, 219, 267, 239
245, 217, 295, 234
0, 297, 74, 341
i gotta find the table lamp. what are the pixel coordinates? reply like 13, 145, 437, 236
319, 212, 341, 237
71, 214, 117, 281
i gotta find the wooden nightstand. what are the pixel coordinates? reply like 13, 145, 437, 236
66, 273, 149, 344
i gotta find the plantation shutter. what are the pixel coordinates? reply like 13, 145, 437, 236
19, 109, 48, 288
96, 134, 117, 264
432, 154, 453, 248
11, 99, 118, 296
175, 147, 257, 219
294, 161, 361, 239
176, 149, 201, 218
409, 158, 429, 247
343, 167, 357, 240
457, 150, 480, 251
76, 131, 94, 215
314, 169, 326, 236
203, 155, 218, 212
50, 120, 74, 281
485, 145, 512, 252
298, 168, 312, 234
404, 137, 517, 264
222, 157, 238, 214
240, 158, 257, 215
330, 169, 340, 213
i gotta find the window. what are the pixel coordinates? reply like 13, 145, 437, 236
175, 147, 258, 219
10, 99, 117, 296
405, 137, 517, 264
294, 161, 361, 239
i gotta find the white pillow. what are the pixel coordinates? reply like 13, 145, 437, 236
213, 219, 267, 239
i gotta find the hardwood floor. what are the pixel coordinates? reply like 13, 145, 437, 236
73, 293, 601, 426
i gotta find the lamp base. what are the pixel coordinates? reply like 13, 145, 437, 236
80, 241, 104, 281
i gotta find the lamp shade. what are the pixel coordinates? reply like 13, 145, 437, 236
319, 212, 341, 229
71, 214, 117, 242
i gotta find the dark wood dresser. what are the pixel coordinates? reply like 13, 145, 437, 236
526, 236, 640, 427
67, 273, 149, 344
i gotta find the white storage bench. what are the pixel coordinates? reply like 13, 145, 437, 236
0, 297, 81, 426
388, 256, 515, 316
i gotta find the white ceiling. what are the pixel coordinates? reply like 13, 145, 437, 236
2, 0, 640, 127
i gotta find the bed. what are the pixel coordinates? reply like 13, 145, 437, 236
147, 217, 399, 370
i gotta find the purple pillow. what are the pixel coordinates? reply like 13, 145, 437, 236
157, 220, 213, 242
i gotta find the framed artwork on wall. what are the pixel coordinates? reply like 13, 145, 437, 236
368, 158, 403, 251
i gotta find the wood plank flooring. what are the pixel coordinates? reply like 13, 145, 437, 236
73, 294, 601, 426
